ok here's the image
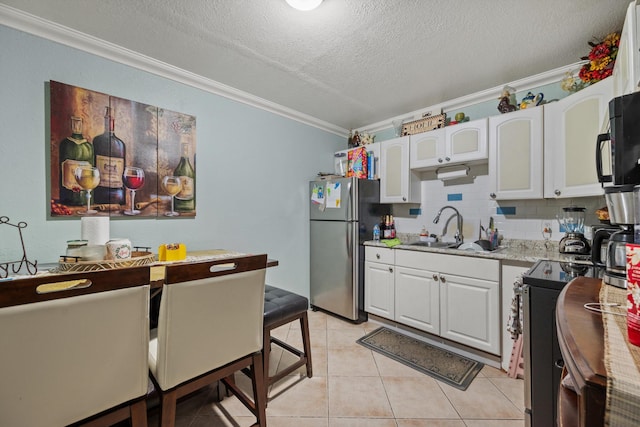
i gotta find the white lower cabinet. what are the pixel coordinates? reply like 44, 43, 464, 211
395, 266, 440, 334
366, 248, 501, 355
364, 247, 395, 319
439, 271, 500, 355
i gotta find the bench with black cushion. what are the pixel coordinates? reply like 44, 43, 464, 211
263, 285, 312, 398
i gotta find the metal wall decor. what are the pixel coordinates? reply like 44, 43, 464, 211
0, 216, 37, 278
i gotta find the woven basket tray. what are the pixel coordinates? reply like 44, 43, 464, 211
57, 251, 155, 272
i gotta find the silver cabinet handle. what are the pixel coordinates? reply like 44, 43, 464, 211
432, 274, 439, 281
445, 156, 451, 162
388, 267, 393, 273
555, 189, 561, 196
440, 275, 446, 283
376, 253, 381, 259
402, 196, 407, 201
490, 193, 496, 198
438, 158, 443, 163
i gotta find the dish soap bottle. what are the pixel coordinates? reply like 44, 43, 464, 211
420, 226, 428, 242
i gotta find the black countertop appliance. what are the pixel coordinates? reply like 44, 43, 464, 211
522, 259, 603, 427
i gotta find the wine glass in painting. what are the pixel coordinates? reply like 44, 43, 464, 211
162, 176, 182, 217
123, 166, 145, 215
74, 166, 100, 215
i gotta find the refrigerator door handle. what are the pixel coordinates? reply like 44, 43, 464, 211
346, 222, 352, 255
345, 179, 353, 222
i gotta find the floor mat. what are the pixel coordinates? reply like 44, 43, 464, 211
357, 327, 483, 391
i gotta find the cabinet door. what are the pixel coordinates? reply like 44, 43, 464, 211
395, 266, 440, 334
440, 273, 500, 355
364, 261, 394, 319
444, 118, 488, 164
613, 2, 639, 97
543, 77, 613, 198
489, 107, 543, 200
409, 128, 446, 170
380, 136, 419, 203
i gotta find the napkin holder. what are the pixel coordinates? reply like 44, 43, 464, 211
158, 243, 187, 262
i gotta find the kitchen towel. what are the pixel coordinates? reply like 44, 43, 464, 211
80, 217, 109, 246
381, 238, 402, 248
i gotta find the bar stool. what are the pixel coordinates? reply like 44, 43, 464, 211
148, 255, 268, 427
263, 285, 313, 398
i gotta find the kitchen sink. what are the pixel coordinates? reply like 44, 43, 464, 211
408, 241, 459, 249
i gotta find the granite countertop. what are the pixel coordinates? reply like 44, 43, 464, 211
364, 237, 589, 264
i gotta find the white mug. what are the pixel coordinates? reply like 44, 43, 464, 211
106, 238, 132, 260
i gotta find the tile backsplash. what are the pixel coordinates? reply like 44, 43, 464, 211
390, 170, 605, 242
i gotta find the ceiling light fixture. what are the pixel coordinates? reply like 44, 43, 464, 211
285, 0, 323, 11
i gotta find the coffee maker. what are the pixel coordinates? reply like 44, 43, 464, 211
592, 186, 635, 288
594, 91, 640, 288
557, 206, 590, 255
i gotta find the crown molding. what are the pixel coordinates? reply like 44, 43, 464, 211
359, 62, 585, 134
0, 4, 348, 137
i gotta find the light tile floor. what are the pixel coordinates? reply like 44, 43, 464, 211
148, 309, 524, 427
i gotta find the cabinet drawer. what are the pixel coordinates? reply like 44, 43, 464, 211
365, 246, 394, 264
395, 249, 499, 281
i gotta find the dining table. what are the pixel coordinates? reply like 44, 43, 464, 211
0, 249, 279, 308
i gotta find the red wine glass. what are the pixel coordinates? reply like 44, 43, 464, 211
123, 166, 145, 215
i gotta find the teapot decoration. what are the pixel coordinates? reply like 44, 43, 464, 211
520, 91, 544, 109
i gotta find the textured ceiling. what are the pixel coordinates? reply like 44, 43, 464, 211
0, 0, 631, 131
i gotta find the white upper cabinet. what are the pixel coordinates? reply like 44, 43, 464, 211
410, 118, 488, 170
409, 128, 446, 169
445, 118, 488, 164
543, 77, 613, 198
613, 1, 640, 97
380, 136, 421, 203
488, 107, 544, 200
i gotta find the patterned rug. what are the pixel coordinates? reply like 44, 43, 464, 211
357, 327, 483, 391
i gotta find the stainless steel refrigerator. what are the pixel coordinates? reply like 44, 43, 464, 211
309, 177, 389, 322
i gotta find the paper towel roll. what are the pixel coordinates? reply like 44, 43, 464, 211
81, 217, 110, 246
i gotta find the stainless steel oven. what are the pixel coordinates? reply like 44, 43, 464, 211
522, 259, 602, 427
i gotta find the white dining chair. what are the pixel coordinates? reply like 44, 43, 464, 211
149, 254, 268, 427
0, 266, 151, 427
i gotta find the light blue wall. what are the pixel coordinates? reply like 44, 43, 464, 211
0, 25, 343, 297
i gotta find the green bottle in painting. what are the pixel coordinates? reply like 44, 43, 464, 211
59, 116, 94, 206
174, 138, 195, 212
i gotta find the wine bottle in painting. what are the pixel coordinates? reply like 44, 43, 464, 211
93, 106, 126, 205
174, 136, 195, 212
59, 116, 94, 206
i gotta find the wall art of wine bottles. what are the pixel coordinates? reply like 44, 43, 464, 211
49, 80, 196, 218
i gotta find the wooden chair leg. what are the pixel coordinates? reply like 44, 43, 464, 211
251, 351, 267, 427
159, 389, 178, 427
300, 311, 313, 378
129, 399, 147, 427
262, 328, 271, 393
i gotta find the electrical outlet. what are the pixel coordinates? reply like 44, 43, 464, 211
542, 221, 552, 239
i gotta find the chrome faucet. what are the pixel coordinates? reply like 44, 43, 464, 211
433, 205, 464, 244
